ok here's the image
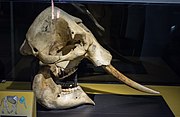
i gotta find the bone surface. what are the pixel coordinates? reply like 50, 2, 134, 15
20, 6, 159, 109
33, 66, 94, 109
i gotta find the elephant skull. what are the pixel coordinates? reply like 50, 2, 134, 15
20, 6, 159, 109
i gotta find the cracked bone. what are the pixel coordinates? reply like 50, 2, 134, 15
20, 6, 159, 109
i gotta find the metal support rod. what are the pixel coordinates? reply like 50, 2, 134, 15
10, 1, 15, 79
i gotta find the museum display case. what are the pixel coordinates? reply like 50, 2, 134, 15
0, 0, 180, 116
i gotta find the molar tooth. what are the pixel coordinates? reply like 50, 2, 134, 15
62, 89, 69, 92
65, 89, 69, 92
63, 89, 67, 92
64, 89, 70, 92
65, 89, 70, 92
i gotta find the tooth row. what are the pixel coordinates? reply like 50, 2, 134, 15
62, 87, 78, 92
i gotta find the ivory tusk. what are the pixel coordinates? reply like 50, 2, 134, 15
102, 64, 159, 94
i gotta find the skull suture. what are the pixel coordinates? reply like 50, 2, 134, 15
20, 6, 159, 109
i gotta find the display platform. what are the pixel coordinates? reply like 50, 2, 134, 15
37, 94, 174, 117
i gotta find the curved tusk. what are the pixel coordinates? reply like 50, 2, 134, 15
102, 64, 159, 94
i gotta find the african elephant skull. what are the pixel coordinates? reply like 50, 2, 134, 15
20, 6, 159, 109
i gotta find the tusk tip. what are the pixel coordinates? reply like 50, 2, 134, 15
151, 90, 160, 94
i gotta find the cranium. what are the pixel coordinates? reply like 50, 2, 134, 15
20, 6, 159, 109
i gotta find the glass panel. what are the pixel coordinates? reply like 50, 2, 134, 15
0, 1, 180, 86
